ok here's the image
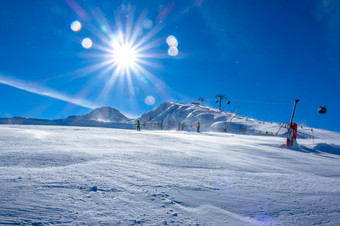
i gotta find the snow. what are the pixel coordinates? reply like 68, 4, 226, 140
1, 124, 340, 225
138, 102, 288, 135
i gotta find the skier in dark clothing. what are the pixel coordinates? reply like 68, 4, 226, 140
197, 122, 200, 132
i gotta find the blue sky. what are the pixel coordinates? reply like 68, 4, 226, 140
0, 0, 339, 132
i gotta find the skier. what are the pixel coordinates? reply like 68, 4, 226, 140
136, 120, 141, 131
181, 122, 185, 131
197, 122, 200, 132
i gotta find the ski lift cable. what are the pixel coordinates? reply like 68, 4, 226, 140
232, 99, 288, 105
231, 99, 340, 108
295, 102, 340, 108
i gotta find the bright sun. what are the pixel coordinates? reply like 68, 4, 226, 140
79, 9, 164, 100
111, 43, 137, 69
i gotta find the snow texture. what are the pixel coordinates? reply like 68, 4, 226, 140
1, 124, 340, 225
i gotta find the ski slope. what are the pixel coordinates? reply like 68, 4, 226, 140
1, 125, 340, 225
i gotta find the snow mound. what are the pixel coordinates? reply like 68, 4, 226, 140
315, 143, 340, 155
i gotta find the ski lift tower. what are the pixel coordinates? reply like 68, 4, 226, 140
288, 99, 300, 127
215, 94, 230, 110
287, 99, 299, 147
198, 98, 207, 106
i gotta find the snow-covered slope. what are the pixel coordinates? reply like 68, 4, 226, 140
139, 102, 287, 135
1, 125, 339, 225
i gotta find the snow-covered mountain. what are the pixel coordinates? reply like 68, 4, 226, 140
138, 102, 288, 136
0, 106, 133, 129
0, 102, 326, 138
67, 106, 129, 123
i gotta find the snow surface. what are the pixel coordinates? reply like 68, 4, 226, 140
1, 125, 340, 225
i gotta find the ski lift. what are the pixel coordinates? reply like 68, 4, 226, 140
215, 98, 230, 104
318, 106, 327, 114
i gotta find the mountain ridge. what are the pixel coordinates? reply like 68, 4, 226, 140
0, 106, 133, 129
0, 102, 336, 137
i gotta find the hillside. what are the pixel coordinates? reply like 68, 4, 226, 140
139, 102, 292, 136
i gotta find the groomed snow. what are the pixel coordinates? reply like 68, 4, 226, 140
1, 125, 340, 225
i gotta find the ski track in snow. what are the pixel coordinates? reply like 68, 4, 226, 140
1, 125, 340, 225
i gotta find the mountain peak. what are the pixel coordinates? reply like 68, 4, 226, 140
81, 106, 129, 123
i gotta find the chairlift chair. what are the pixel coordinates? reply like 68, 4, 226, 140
318, 106, 327, 114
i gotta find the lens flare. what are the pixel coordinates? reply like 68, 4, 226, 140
71, 21, 82, 32
215, 176, 234, 189
141, 77, 148, 83
145, 96, 155, 105
166, 35, 178, 47
82, 38, 93, 49
168, 46, 178, 56
143, 19, 153, 29
100, 25, 107, 32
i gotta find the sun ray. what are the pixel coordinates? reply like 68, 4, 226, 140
90, 8, 114, 41
43, 59, 115, 84
133, 24, 164, 50
133, 64, 172, 99
129, 10, 148, 46
135, 58, 160, 69
69, 60, 114, 80
113, 10, 124, 40
96, 68, 121, 103
64, 3, 180, 108
134, 40, 163, 54
125, 6, 135, 45
126, 68, 135, 97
